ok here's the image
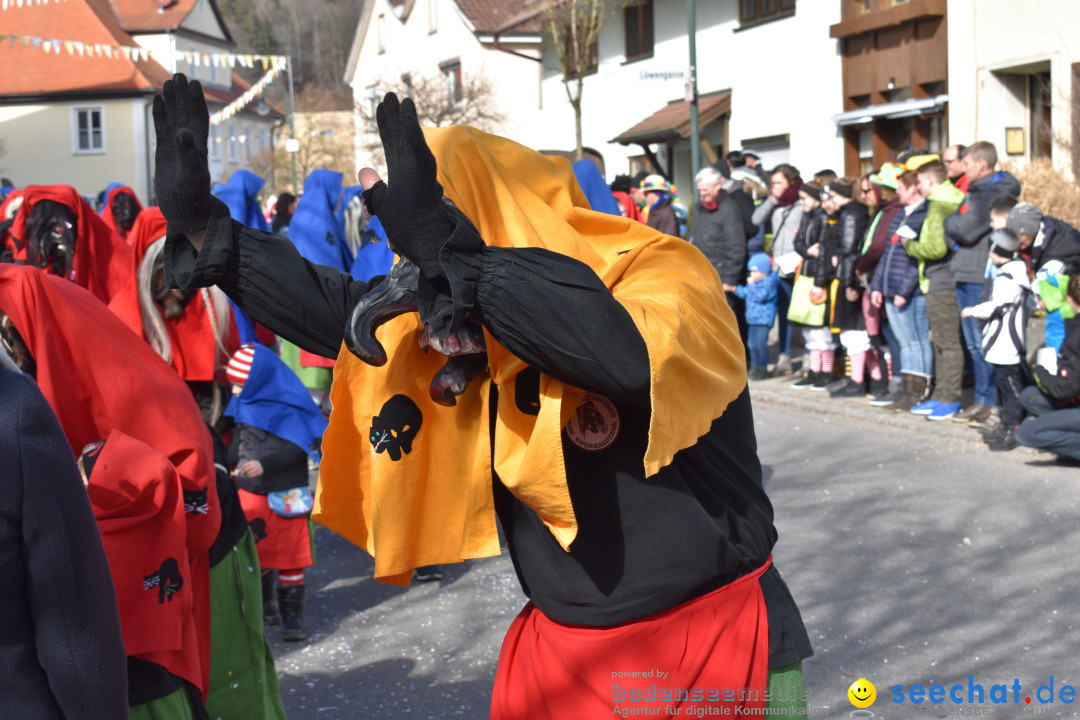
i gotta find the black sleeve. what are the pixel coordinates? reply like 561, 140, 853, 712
259, 441, 308, 475
164, 197, 378, 358
15, 373, 129, 719
467, 247, 651, 406
838, 211, 865, 290
943, 197, 990, 248
717, 201, 748, 287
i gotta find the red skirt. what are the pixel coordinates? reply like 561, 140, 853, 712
491, 558, 772, 720
238, 489, 314, 570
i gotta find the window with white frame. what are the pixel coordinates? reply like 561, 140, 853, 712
228, 119, 238, 162
198, 0, 207, 15
366, 84, 381, 128
188, 44, 198, 79
209, 123, 222, 160
242, 121, 252, 162
259, 129, 268, 157
440, 59, 462, 107
72, 105, 105, 154
209, 52, 220, 85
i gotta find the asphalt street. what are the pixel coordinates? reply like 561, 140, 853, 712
268, 376, 1080, 719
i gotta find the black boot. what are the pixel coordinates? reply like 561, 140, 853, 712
261, 571, 279, 626
278, 584, 307, 641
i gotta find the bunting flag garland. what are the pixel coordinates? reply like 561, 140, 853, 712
0, 31, 287, 74
1, 0, 69, 8
208, 57, 288, 126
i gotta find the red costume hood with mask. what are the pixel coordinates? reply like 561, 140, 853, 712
109, 207, 236, 382
99, 185, 144, 239
9, 185, 134, 304
0, 264, 219, 697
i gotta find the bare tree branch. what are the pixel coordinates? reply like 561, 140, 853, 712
357, 69, 509, 171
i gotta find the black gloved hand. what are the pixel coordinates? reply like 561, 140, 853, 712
152, 73, 212, 236
362, 93, 454, 279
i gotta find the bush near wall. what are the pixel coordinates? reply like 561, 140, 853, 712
1004, 159, 1080, 229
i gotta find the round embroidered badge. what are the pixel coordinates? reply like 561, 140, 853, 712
564, 394, 620, 451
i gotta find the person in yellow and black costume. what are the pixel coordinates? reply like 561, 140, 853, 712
154, 74, 812, 719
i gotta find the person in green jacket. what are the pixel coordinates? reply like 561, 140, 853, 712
902, 159, 966, 420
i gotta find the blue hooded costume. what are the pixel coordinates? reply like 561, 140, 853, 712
572, 160, 621, 217
214, 170, 270, 231
288, 169, 351, 272
335, 184, 365, 241
349, 215, 395, 281
224, 345, 328, 460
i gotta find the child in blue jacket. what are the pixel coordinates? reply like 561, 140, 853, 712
735, 253, 779, 380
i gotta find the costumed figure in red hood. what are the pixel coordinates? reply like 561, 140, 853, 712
100, 184, 145, 242
0, 188, 25, 260
0, 264, 220, 717
6, 185, 134, 304
109, 207, 237, 426
154, 74, 813, 719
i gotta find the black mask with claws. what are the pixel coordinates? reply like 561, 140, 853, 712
25, 200, 76, 279
345, 256, 487, 407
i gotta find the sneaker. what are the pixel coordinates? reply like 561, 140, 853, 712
413, 565, 444, 582
988, 425, 1019, 451
982, 423, 1005, 444
791, 373, 816, 390
748, 366, 770, 381
910, 399, 941, 415
773, 353, 793, 376
926, 401, 961, 421
809, 373, 829, 392
869, 390, 900, 407
825, 377, 849, 393
953, 403, 991, 423
829, 378, 866, 398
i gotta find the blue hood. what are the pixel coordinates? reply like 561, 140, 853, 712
349, 215, 396, 281
335, 184, 365, 241
288, 169, 350, 271
224, 344, 328, 459
572, 160, 621, 216
214, 169, 270, 230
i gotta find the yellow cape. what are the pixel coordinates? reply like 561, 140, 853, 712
315, 125, 746, 584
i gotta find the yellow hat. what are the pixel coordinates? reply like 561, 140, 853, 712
904, 153, 940, 171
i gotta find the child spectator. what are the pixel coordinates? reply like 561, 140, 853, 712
226, 344, 328, 641
790, 181, 836, 391
735, 252, 779, 381
962, 230, 1031, 451
1016, 275, 1080, 461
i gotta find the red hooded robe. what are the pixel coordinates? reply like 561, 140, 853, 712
108, 207, 237, 383
8, 185, 134, 304
99, 185, 144, 240
0, 265, 220, 697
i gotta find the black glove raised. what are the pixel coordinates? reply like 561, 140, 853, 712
152, 73, 212, 236
362, 93, 454, 279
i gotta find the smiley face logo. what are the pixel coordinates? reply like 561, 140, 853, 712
848, 678, 876, 708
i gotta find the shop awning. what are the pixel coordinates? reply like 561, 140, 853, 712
831, 94, 948, 127
612, 90, 731, 146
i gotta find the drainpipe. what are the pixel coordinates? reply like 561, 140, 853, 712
688, 0, 700, 202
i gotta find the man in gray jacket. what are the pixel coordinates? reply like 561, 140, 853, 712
689, 166, 749, 357
944, 141, 1021, 423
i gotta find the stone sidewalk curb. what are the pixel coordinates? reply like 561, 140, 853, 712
746, 375, 1042, 455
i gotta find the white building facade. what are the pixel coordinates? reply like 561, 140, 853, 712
948, 0, 1080, 177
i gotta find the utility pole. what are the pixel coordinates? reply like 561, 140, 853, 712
687, 0, 700, 202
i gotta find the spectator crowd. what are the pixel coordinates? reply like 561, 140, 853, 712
606, 142, 1080, 460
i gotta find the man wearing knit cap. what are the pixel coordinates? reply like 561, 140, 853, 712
1008, 202, 1080, 275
